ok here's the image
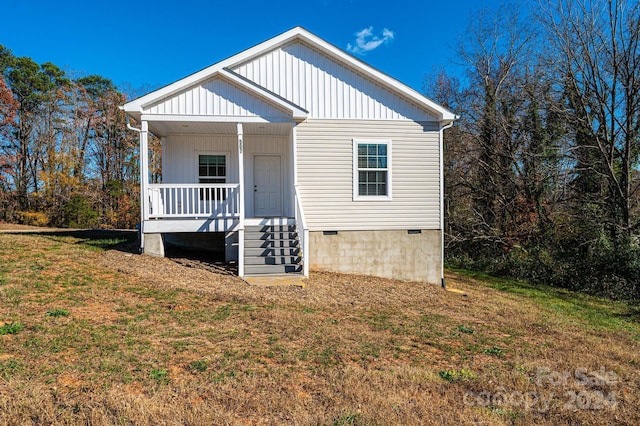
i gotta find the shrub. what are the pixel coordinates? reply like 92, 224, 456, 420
15, 211, 49, 227
61, 195, 98, 228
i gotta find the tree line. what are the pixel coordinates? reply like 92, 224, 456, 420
430, 0, 640, 299
0, 46, 160, 229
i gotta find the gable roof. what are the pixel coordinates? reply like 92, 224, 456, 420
122, 27, 457, 124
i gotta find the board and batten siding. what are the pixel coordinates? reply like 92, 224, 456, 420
296, 119, 441, 231
162, 134, 293, 217
144, 76, 289, 119
232, 41, 434, 122
243, 135, 293, 218
162, 135, 240, 184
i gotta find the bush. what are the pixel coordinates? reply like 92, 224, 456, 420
447, 235, 640, 301
61, 195, 98, 228
15, 211, 49, 227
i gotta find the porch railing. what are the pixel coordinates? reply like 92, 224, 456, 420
294, 185, 310, 278
146, 183, 240, 219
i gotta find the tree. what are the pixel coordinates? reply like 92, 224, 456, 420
77, 76, 138, 228
541, 0, 640, 246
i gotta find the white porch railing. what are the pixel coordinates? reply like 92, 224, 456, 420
294, 185, 310, 278
146, 183, 240, 219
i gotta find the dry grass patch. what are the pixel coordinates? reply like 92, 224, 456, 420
0, 230, 639, 425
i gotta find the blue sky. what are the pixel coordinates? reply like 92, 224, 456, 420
1, 0, 496, 97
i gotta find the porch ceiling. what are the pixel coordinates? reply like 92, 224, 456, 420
148, 121, 292, 137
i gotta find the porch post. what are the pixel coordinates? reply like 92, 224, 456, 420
291, 122, 298, 185
139, 120, 149, 251
237, 122, 245, 278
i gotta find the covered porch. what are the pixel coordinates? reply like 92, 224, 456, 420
124, 68, 310, 277
135, 118, 308, 278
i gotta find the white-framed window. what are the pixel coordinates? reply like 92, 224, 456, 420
197, 152, 228, 200
198, 153, 227, 183
353, 139, 392, 201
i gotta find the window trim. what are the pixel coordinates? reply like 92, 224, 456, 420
352, 139, 392, 201
195, 151, 229, 183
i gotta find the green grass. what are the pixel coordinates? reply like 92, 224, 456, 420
438, 368, 477, 382
450, 267, 640, 334
482, 346, 504, 357
150, 368, 169, 383
0, 322, 24, 335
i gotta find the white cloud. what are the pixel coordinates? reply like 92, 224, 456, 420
347, 26, 395, 55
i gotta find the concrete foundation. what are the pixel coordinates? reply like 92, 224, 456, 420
143, 233, 165, 257
309, 229, 442, 284
225, 231, 238, 263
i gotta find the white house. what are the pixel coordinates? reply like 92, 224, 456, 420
121, 27, 456, 284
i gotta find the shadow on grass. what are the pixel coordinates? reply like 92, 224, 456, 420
4, 228, 238, 276
5, 229, 138, 252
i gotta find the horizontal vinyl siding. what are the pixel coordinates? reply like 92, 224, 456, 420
232, 41, 435, 122
296, 119, 440, 230
145, 77, 289, 118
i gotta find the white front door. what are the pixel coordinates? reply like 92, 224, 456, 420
253, 155, 282, 217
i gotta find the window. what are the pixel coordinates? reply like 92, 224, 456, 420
198, 154, 227, 200
198, 154, 226, 183
353, 140, 392, 200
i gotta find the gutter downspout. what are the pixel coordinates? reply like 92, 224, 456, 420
126, 115, 141, 133
125, 116, 145, 253
439, 120, 454, 289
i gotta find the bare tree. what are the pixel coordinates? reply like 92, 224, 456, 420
540, 0, 640, 245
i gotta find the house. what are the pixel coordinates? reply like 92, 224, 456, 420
121, 27, 456, 284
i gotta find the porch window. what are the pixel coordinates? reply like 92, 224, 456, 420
353, 140, 392, 200
198, 154, 227, 200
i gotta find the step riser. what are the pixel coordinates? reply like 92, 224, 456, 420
244, 264, 303, 274
245, 225, 296, 233
245, 256, 301, 265
245, 247, 301, 257
245, 232, 298, 241
244, 239, 299, 248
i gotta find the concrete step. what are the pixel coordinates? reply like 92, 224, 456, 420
244, 255, 301, 265
244, 264, 303, 275
244, 247, 301, 257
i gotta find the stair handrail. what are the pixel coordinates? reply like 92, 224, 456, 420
294, 185, 309, 278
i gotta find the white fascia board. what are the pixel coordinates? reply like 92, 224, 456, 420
140, 114, 292, 124
218, 69, 308, 120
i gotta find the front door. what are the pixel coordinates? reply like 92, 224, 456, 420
253, 155, 282, 217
